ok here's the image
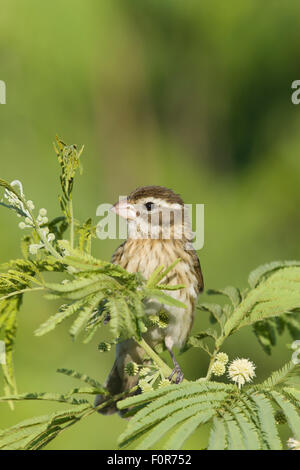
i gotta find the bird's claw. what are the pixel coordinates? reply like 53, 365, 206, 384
168, 365, 184, 384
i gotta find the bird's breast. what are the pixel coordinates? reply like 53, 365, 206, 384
116, 239, 199, 348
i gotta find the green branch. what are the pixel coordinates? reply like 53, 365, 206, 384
137, 338, 173, 378
0, 286, 45, 303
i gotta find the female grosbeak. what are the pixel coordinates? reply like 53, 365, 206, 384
96, 186, 203, 414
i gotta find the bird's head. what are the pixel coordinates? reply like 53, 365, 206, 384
112, 186, 193, 242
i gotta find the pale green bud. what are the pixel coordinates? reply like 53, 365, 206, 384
215, 352, 229, 365
39, 208, 47, 217
211, 361, 226, 377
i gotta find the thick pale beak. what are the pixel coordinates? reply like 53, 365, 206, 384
111, 199, 136, 220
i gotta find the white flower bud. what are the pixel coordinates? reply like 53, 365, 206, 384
18, 222, 26, 230
40, 227, 49, 237
27, 200, 35, 210
211, 361, 226, 377
215, 352, 229, 365
29, 244, 39, 255
39, 208, 47, 217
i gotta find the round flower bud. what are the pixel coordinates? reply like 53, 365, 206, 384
29, 244, 39, 255
125, 362, 139, 376
39, 208, 47, 217
211, 361, 226, 377
215, 352, 229, 365
275, 411, 287, 425
18, 222, 26, 230
98, 342, 112, 352
27, 200, 35, 210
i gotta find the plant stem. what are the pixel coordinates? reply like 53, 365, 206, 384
0, 286, 45, 303
205, 347, 220, 381
36, 226, 63, 260
92, 385, 140, 415
137, 338, 173, 378
69, 199, 74, 249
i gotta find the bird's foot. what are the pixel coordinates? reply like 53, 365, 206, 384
168, 364, 184, 384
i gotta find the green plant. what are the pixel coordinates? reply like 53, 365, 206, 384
0, 138, 299, 450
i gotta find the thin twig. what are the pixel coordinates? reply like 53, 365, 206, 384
0, 286, 45, 303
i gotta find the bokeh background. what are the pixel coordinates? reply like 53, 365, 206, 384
0, 0, 300, 449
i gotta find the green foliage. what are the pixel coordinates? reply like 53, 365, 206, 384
54, 136, 83, 214
0, 140, 184, 404
0, 368, 129, 450
196, 264, 300, 357
0, 138, 299, 450
0, 405, 93, 450
116, 363, 300, 450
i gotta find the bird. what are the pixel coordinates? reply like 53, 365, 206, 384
95, 185, 203, 414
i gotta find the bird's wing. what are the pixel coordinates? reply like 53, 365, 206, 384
189, 248, 204, 294
111, 241, 126, 265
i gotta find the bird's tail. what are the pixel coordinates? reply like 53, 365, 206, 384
95, 339, 145, 415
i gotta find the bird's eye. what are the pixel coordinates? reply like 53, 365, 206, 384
144, 201, 154, 211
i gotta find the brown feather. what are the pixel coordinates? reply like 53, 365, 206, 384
128, 185, 184, 206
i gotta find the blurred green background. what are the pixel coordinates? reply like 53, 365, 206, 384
0, 0, 299, 449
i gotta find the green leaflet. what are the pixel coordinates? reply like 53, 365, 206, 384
229, 407, 261, 450
146, 259, 181, 288
0, 392, 88, 405
118, 382, 232, 449
54, 136, 83, 202
163, 409, 214, 450
207, 286, 242, 307
248, 392, 282, 450
69, 292, 106, 339
136, 403, 214, 450
222, 267, 300, 339
0, 297, 21, 400
45, 275, 106, 293
181, 329, 217, 355
0, 404, 92, 450
58, 240, 138, 281
208, 417, 227, 450
56, 368, 105, 390
35, 298, 87, 336
197, 303, 226, 329
270, 390, 300, 440
143, 288, 187, 309
260, 361, 300, 389
223, 412, 246, 450
248, 260, 300, 288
